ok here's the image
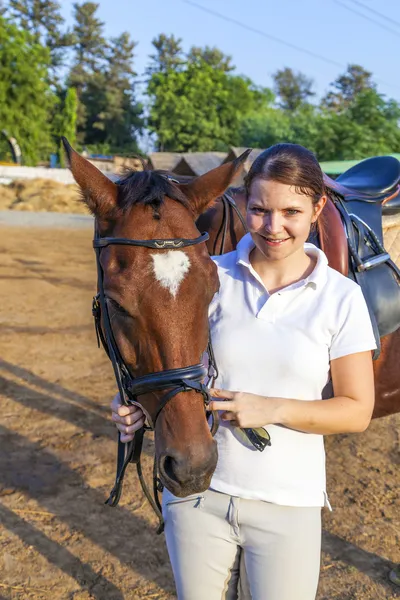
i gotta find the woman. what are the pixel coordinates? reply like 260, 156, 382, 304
111, 144, 376, 600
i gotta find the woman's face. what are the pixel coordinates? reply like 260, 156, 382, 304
246, 178, 326, 262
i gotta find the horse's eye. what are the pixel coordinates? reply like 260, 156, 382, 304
107, 298, 129, 316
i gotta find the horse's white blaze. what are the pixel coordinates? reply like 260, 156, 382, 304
151, 251, 190, 298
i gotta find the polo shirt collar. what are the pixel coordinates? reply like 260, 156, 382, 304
236, 233, 328, 289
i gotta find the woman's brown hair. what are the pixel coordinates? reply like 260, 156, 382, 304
244, 143, 326, 204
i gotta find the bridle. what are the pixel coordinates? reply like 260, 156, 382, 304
212, 192, 249, 255
92, 228, 219, 534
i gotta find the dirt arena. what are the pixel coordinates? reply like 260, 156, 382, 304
0, 223, 399, 599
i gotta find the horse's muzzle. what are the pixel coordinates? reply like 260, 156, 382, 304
158, 440, 218, 497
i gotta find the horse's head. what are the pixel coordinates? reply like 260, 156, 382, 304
63, 138, 249, 496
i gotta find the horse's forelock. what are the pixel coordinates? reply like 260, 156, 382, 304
117, 170, 189, 213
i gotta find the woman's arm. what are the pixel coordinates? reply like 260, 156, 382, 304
209, 350, 375, 435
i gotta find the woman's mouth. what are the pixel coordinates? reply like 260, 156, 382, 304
262, 236, 291, 247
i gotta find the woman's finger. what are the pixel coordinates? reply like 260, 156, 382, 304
112, 408, 144, 426
117, 404, 141, 417
116, 417, 145, 436
220, 411, 237, 422
110, 393, 122, 412
209, 388, 235, 399
208, 400, 236, 412
120, 431, 135, 443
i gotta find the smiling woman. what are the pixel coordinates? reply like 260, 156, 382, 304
244, 144, 327, 292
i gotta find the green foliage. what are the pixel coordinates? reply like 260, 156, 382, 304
273, 67, 315, 111
7, 0, 74, 76
2, 3, 400, 167
0, 16, 56, 164
68, 2, 107, 137
188, 46, 234, 72
147, 33, 184, 74
66, 4, 143, 153
78, 32, 143, 153
54, 87, 78, 166
319, 89, 400, 160
238, 66, 400, 162
147, 59, 271, 151
322, 64, 375, 112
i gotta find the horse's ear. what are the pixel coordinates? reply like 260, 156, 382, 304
179, 149, 251, 216
62, 137, 118, 219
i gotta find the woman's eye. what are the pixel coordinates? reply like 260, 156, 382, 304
285, 209, 300, 216
250, 207, 265, 213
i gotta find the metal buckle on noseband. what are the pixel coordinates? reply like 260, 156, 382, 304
93, 228, 218, 534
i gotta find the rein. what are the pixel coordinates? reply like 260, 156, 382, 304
212, 192, 248, 255
92, 228, 219, 534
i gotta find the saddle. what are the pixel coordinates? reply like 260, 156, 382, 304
318, 156, 400, 359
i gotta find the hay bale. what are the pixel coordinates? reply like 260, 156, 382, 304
0, 184, 17, 209
0, 179, 89, 214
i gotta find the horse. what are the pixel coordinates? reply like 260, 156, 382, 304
197, 156, 400, 420
62, 138, 251, 529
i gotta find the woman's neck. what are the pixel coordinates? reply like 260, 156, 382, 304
250, 246, 316, 294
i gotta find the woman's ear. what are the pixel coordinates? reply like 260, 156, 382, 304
311, 195, 327, 223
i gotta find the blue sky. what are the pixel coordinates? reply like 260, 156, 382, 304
60, 0, 400, 101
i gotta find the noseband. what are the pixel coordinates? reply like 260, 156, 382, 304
92, 229, 219, 533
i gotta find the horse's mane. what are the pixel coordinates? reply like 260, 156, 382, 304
117, 170, 189, 215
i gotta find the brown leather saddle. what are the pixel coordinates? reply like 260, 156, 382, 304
315, 156, 400, 359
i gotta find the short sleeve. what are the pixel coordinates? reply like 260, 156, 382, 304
329, 285, 377, 361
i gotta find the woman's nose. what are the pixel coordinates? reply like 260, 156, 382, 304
264, 213, 283, 234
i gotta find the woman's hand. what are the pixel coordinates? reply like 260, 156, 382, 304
111, 393, 146, 443
208, 388, 281, 428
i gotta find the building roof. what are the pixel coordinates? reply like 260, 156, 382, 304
148, 152, 181, 173
223, 147, 264, 185
174, 152, 226, 177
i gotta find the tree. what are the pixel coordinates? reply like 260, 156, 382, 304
54, 87, 78, 166
0, 16, 56, 164
81, 32, 143, 153
7, 0, 74, 73
328, 89, 400, 159
68, 2, 107, 139
147, 58, 270, 151
188, 46, 234, 72
238, 105, 291, 149
322, 64, 375, 112
272, 67, 315, 111
147, 33, 184, 74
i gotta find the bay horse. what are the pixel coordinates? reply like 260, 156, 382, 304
62, 139, 250, 526
196, 173, 400, 420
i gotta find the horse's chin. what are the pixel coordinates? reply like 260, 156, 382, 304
161, 474, 213, 498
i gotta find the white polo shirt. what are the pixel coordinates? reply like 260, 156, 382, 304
209, 233, 376, 508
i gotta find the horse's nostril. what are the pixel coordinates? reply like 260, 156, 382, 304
162, 455, 176, 482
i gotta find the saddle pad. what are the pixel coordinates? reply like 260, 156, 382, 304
383, 222, 400, 267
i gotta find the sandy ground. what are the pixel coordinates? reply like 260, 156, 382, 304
0, 223, 399, 600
